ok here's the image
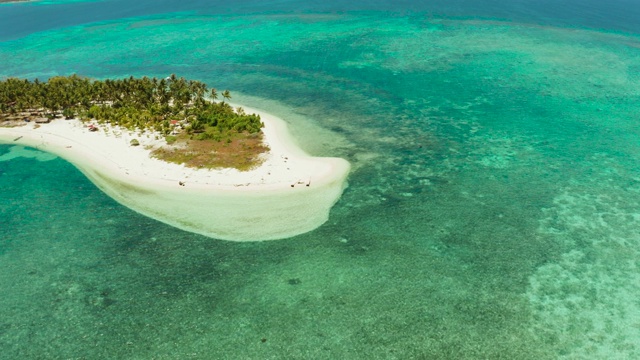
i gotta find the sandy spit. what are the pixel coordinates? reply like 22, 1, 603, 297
0, 106, 350, 241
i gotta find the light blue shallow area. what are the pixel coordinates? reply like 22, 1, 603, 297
2, 1, 640, 358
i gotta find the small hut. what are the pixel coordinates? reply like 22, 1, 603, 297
34, 117, 50, 124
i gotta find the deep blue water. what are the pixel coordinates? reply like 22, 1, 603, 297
3, 0, 640, 41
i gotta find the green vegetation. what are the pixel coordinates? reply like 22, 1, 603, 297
165, 135, 178, 145
0, 74, 268, 169
0, 74, 263, 134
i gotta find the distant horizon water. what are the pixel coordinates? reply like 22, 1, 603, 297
2, 1, 640, 358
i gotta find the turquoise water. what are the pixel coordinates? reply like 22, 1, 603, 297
2, 1, 640, 358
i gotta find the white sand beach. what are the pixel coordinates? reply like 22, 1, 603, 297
0, 106, 350, 241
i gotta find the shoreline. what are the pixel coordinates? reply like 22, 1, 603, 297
0, 105, 351, 241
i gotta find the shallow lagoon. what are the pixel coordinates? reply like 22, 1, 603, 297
2, 1, 640, 358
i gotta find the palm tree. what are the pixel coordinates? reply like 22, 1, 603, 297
190, 81, 207, 107
222, 90, 231, 103
157, 78, 170, 106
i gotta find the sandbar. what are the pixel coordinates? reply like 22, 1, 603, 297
0, 105, 350, 241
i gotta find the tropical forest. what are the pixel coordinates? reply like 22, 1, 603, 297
0, 74, 268, 170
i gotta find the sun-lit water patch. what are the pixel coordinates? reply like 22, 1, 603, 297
0, 145, 58, 162
529, 168, 640, 358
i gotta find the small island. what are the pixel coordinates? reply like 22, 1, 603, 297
0, 74, 267, 170
0, 75, 350, 241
